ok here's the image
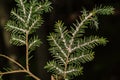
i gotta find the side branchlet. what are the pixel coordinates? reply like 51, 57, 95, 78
0, 0, 52, 80
45, 6, 114, 80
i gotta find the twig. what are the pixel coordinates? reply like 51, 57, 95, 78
0, 70, 26, 75
69, 13, 93, 52
25, 31, 29, 71
0, 53, 41, 80
0, 54, 25, 70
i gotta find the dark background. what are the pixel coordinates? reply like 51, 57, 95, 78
0, 0, 120, 80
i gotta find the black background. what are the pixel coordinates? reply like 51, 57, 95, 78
0, 0, 120, 80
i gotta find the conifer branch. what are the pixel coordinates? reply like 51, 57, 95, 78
0, 70, 26, 75
50, 35, 67, 58
28, 18, 40, 33
25, 31, 29, 71
45, 61, 64, 74
0, 54, 25, 70
12, 37, 26, 45
45, 6, 114, 80
71, 39, 98, 52
35, 0, 52, 12
53, 66, 63, 74
7, 24, 26, 33
11, 11, 25, 23
35, 5, 42, 12
55, 53, 66, 65
63, 56, 69, 79
19, 0, 26, 16
69, 13, 93, 52
0, 70, 41, 80
68, 53, 94, 63
58, 23, 69, 50
65, 69, 81, 74
0, 0, 52, 79
27, 6, 33, 24
29, 40, 39, 49
0, 54, 41, 80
